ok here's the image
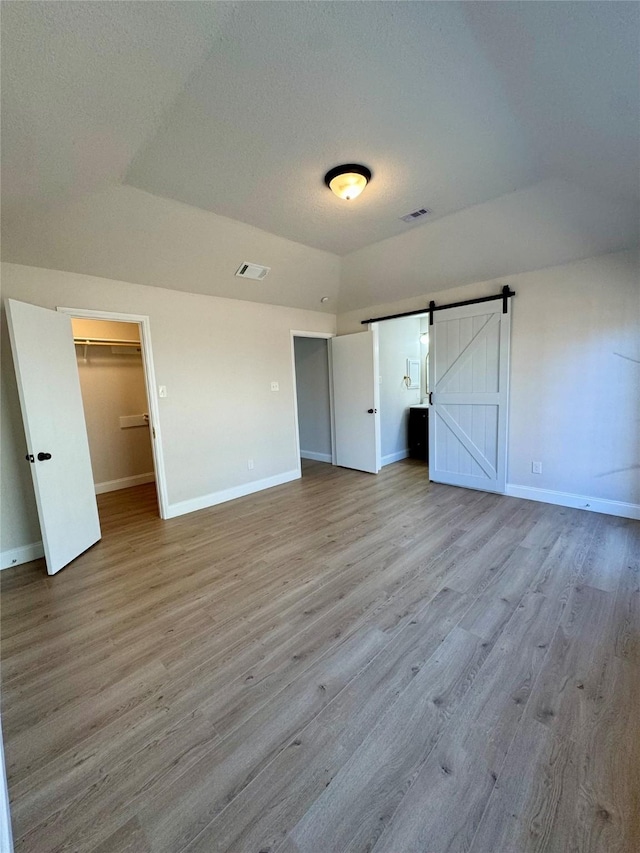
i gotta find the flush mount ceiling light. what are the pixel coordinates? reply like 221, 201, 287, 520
324, 164, 371, 201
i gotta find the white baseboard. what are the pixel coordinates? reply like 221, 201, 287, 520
0, 541, 44, 570
94, 472, 156, 495
382, 449, 410, 467
5, 478, 635, 569
166, 469, 300, 519
300, 450, 332, 463
506, 484, 640, 520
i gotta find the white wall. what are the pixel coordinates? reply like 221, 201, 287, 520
339, 250, 640, 516
293, 337, 332, 463
337, 180, 639, 314
72, 319, 155, 491
377, 317, 421, 465
3, 185, 342, 314
0, 263, 336, 561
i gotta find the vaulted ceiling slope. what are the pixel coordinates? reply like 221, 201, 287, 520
1, 1, 638, 313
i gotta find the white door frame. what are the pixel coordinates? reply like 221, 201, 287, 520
57, 307, 169, 519
0, 717, 14, 853
290, 330, 335, 477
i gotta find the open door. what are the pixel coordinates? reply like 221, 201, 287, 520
331, 330, 381, 474
6, 299, 101, 574
428, 300, 510, 493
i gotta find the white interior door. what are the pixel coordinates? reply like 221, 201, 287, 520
428, 300, 510, 493
331, 330, 381, 474
6, 299, 101, 574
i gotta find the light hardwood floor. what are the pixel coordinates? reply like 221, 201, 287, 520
1, 460, 638, 853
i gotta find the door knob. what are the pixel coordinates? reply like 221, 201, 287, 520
367, 408, 378, 414
37, 452, 52, 461
25, 454, 35, 463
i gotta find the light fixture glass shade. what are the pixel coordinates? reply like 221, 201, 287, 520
329, 172, 367, 200
325, 164, 371, 201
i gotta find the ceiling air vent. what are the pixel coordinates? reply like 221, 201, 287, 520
400, 208, 432, 223
235, 262, 271, 281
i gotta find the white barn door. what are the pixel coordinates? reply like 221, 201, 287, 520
6, 299, 101, 574
428, 300, 510, 493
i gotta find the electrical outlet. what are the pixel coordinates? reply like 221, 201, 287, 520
532, 461, 542, 474
247, 458, 254, 470
270, 381, 279, 392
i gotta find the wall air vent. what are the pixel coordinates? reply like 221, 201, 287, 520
235, 262, 271, 281
400, 208, 432, 223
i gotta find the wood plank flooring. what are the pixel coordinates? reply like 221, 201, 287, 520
1, 460, 638, 853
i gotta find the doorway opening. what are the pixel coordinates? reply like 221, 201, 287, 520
374, 315, 429, 468
71, 317, 159, 520
291, 332, 334, 477
59, 306, 169, 519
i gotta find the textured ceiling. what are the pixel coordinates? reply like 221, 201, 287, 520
121, 0, 640, 254
126, 1, 537, 255
1, 1, 638, 311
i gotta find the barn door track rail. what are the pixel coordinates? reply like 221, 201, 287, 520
361, 285, 516, 326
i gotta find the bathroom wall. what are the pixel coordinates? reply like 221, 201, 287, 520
377, 316, 421, 465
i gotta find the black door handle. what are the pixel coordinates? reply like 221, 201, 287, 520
367, 408, 378, 414
37, 452, 52, 461
25, 454, 34, 463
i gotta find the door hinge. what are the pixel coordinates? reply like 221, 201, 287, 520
152, 426, 156, 439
